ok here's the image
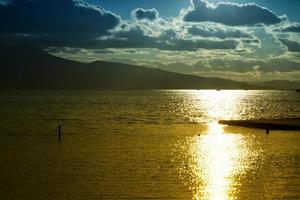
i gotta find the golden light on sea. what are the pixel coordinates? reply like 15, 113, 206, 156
193, 123, 241, 200
195, 90, 244, 121
182, 91, 252, 200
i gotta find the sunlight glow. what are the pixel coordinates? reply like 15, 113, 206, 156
189, 123, 246, 200
188, 91, 249, 200
196, 90, 244, 121
201, 124, 237, 200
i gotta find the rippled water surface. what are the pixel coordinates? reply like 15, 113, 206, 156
0, 90, 299, 199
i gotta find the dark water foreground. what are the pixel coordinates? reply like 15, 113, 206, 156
0, 90, 299, 199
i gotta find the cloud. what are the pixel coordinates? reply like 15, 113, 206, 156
132, 8, 159, 21
0, 0, 240, 51
159, 62, 195, 74
97, 24, 239, 51
183, 0, 283, 26
0, 0, 121, 34
280, 39, 300, 52
187, 24, 253, 39
271, 22, 300, 52
280, 24, 300, 33
193, 58, 300, 74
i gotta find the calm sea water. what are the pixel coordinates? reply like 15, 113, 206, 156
0, 90, 299, 199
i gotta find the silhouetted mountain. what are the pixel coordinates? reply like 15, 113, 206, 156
255, 80, 300, 90
0, 43, 261, 90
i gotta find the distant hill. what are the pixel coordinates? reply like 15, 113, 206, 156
255, 80, 300, 90
0, 43, 261, 90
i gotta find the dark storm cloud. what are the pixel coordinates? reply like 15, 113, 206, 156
0, 0, 291, 54
183, 0, 283, 26
280, 39, 300, 52
280, 25, 300, 33
97, 25, 238, 51
188, 25, 252, 39
0, 0, 120, 34
132, 8, 159, 21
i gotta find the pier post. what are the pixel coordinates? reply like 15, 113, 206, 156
58, 125, 62, 141
266, 127, 270, 134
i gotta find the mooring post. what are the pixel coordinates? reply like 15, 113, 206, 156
58, 125, 62, 141
266, 127, 270, 134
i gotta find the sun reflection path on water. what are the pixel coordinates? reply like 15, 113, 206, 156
184, 91, 253, 200
194, 122, 244, 200
195, 90, 244, 122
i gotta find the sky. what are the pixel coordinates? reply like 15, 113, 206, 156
90, 0, 300, 21
1, 0, 300, 82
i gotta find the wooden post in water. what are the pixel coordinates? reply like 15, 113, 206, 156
266, 127, 270, 134
58, 125, 62, 141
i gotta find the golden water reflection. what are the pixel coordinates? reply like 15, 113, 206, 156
172, 91, 264, 199
187, 91, 251, 200
187, 123, 249, 200
196, 123, 242, 199
195, 90, 243, 121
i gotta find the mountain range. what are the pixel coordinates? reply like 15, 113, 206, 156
0, 43, 291, 90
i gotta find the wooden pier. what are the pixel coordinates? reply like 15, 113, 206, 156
219, 118, 300, 133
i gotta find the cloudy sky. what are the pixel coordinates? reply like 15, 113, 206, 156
1, 0, 300, 82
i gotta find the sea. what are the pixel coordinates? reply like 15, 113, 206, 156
0, 90, 299, 199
